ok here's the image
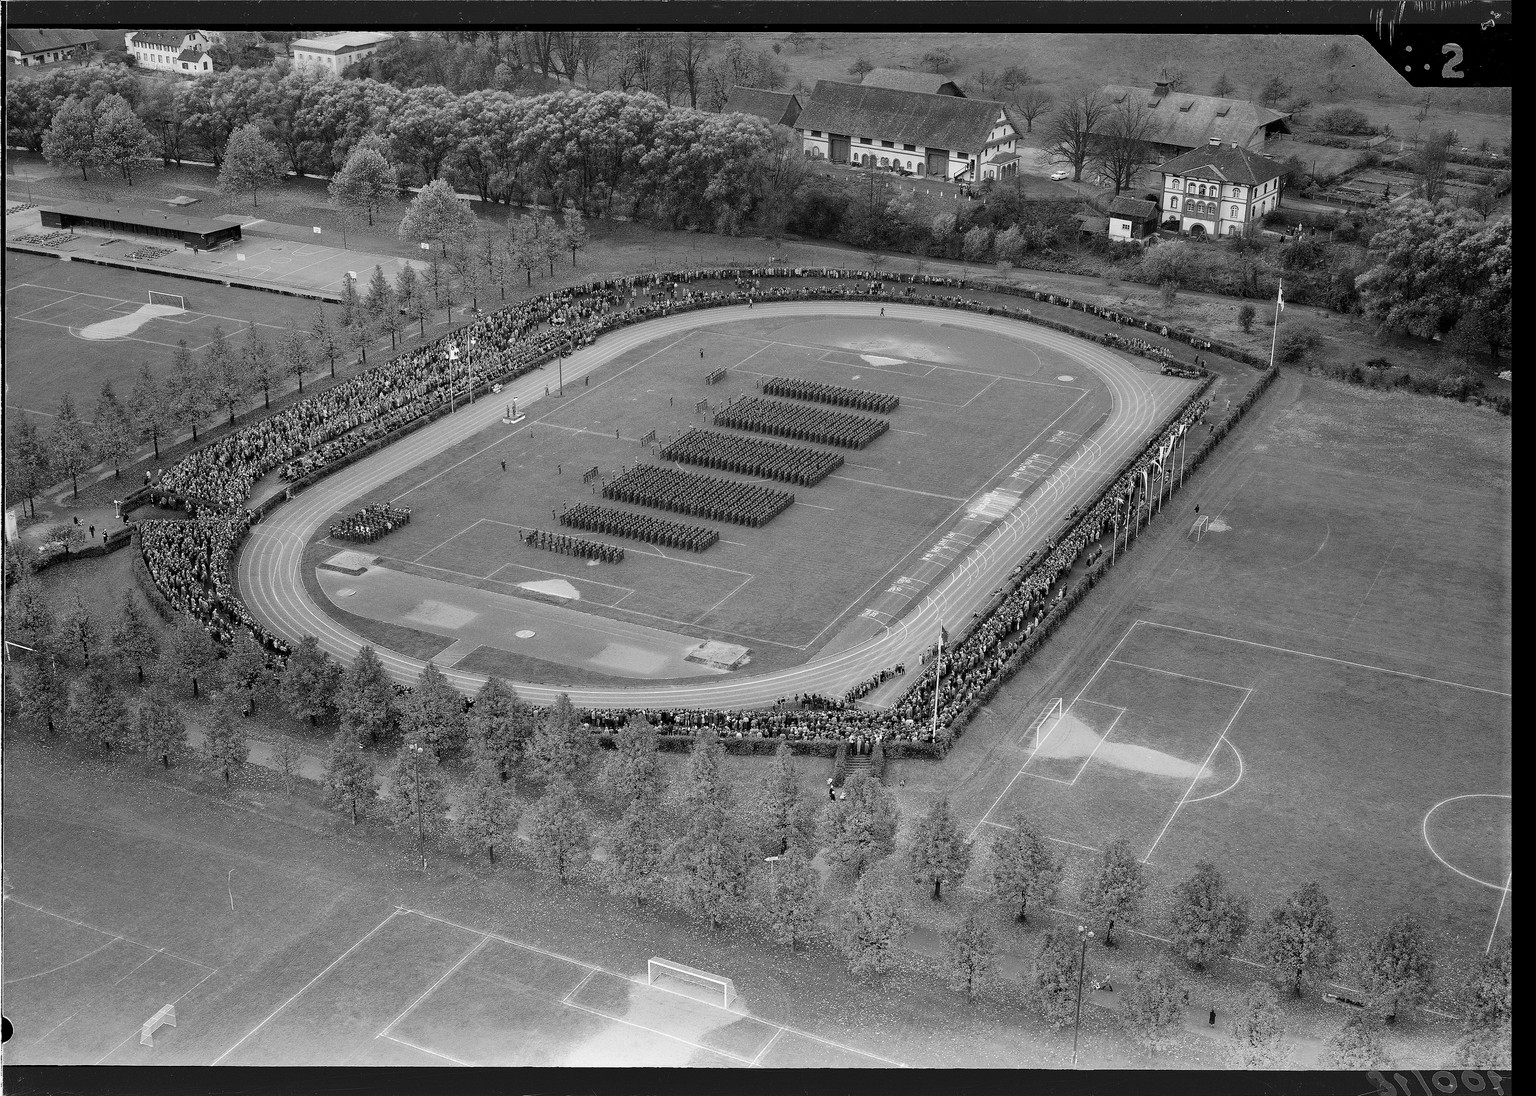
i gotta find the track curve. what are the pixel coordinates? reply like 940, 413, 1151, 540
238, 300, 1192, 706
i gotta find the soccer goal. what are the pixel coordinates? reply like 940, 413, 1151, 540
648, 957, 736, 1009
147, 290, 187, 311
1026, 697, 1065, 751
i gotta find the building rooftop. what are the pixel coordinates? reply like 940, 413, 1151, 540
1157, 143, 1288, 186
42, 200, 235, 236
796, 80, 1018, 154
724, 86, 802, 127
1100, 84, 1290, 150
127, 30, 198, 47
6, 28, 100, 54
859, 68, 964, 97
1107, 196, 1158, 220
291, 31, 395, 53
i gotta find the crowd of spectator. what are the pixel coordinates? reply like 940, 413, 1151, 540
521, 528, 623, 562
762, 376, 899, 414
713, 397, 890, 450
659, 427, 844, 487
602, 464, 794, 528
138, 513, 290, 656
329, 503, 411, 544
843, 663, 906, 705
558, 502, 719, 552
1161, 362, 1206, 379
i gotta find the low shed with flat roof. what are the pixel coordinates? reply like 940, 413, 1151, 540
38, 201, 242, 250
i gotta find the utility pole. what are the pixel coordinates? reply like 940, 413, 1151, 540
1072, 925, 1094, 1066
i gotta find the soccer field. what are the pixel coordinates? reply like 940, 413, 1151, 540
2, 251, 326, 428
952, 374, 1512, 961
308, 312, 1118, 677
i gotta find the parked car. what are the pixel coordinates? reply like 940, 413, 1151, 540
1050, 169, 1070, 181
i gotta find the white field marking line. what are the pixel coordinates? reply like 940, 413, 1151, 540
2, 936, 123, 984
1141, 686, 1254, 865
482, 562, 636, 598
209, 908, 401, 1065
1486, 872, 1512, 954
400, 908, 905, 1067
381, 1031, 474, 1066
1066, 705, 1128, 786
1420, 794, 1512, 890
720, 539, 749, 547
378, 936, 490, 1039
1, 897, 216, 973
889, 427, 928, 436
691, 573, 755, 625
751, 1026, 786, 1066
827, 475, 963, 501
1344, 501, 1421, 634
561, 967, 601, 1005
411, 517, 487, 564
959, 375, 999, 409
1104, 659, 1249, 692
1137, 620, 1512, 698
1184, 740, 1245, 805
969, 622, 1143, 839
560, 997, 756, 1065
28, 946, 163, 1050
976, 821, 1100, 855
799, 502, 837, 511
94, 964, 221, 1065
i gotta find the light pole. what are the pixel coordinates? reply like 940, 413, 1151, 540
1072, 925, 1094, 1067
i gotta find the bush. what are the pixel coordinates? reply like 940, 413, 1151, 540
1159, 280, 1177, 307
1317, 107, 1377, 136
1238, 303, 1257, 333
1277, 325, 1322, 363
1435, 373, 1477, 402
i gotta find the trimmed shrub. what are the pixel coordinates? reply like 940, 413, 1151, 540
1277, 325, 1322, 363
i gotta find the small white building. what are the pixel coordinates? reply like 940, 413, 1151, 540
124, 30, 213, 75
6, 28, 98, 67
1106, 196, 1159, 242
290, 31, 394, 74
794, 79, 1024, 183
1157, 140, 1287, 238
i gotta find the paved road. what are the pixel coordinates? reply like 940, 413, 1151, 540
237, 300, 1193, 708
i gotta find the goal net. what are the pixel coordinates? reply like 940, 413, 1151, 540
1027, 697, 1065, 751
147, 290, 187, 312
648, 958, 736, 1009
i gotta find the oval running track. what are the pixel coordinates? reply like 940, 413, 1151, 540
238, 300, 1195, 707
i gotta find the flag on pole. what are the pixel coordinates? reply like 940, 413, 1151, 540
1277, 282, 1285, 312
940, 624, 949, 648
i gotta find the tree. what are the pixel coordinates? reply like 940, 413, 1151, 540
340, 271, 362, 329
909, 796, 972, 901
109, 592, 158, 683
1044, 88, 1108, 183
218, 123, 287, 208
243, 329, 279, 410
1238, 302, 1257, 333
1012, 85, 1053, 133
204, 325, 249, 428
1093, 97, 1166, 195
467, 676, 530, 780
942, 902, 996, 1000
309, 305, 344, 379
42, 96, 97, 181
987, 816, 1062, 923
5, 416, 52, 518
1119, 962, 1187, 1056
821, 771, 899, 880
560, 206, 589, 266
48, 393, 93, 500
1412, 129, 1455, 204
1079, 838, 1146, 947
398, 177, 477, 257
536, 213, 563, 276
1459, 938, 1511, 1032
89, 382, 137, 481
1452, 1022, 1511, 1071
92, 93, 159, 185
453, 761, 522, 864
605, 791, 669, 908
203, 690, 251, 785
1252, 881, 1341, 997
329, 144, 399, 226
273, 734, 304, 791
836, 859, 910, 979
1169, 862, 1251, 971
16, 650, 68, 737
9, 572, 55, 643
386, 738, 449, 870
128, 362, 173, 461
961, 225, 992, 263
322, 733, 378, 824
760, 842, 825, 951
752, 740, 813, 856
159, 616, 218, 698
1031, 929, 1092, 1030
1210, 72, 1236, 98
1353, 913, 1436, 1025
672, 733, 750, 930
508, 215, 541, 287
281, 328, 312, 394
400, 661, 468, 758
602, 711, 664, 806
364, 264, 394, 321
137, 688, 189, 769
1320, 1012, 1389, 1070
56, 593, 98, 668
1226, 981, 1291, 1068
68, 666, 128, 754
219, 630, 274, 713
277, 634, 340, 725
167, 338, 211, 443
527, 693, 590, 785
527, 777, 588, 884
395, 261, 428, 339
339, 645, 399, 746
1260, 75, 1292, 107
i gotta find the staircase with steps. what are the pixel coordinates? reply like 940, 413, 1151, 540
843, 755, 874, 781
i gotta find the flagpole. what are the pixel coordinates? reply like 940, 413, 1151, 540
1268, 278, 1284, 371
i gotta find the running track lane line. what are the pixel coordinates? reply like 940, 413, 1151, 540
238, 301, 1194, 710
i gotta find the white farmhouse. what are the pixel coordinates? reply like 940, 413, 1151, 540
124, 30, 213, 75
1158, 140, 1287, 238
289, 31, 395, 75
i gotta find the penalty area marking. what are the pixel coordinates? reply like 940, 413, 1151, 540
1420, 794, 1512, 890
1183, 740, 1244, 804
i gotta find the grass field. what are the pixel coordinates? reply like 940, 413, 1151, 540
934, 371, 1510, 968
311, 311, 1110, 674
2, 250, 326, 428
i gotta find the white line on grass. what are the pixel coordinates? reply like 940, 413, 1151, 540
1105, 659, 1248, 692
976, 820, 1100, 854
562, 967, 601, 1005
561, 998, 755, 1065
381, 1032, 474, 1065
1067, 706, 1127, 786
1141, 687, 1254, 865
1487, 872, 1512, 954
751, 1027, 786, 1067
1420, 794, 1512, 889
378, 936, 490, 1039
94, 964, 221, 1065
1138, 621, 1511, 698
1184, 740, 1245, 804
210, 908, 401, 1065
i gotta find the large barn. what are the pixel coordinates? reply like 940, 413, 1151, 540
1097, 81, 1291, 158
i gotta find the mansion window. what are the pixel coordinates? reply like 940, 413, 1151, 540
1169, 196, 1179, 209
